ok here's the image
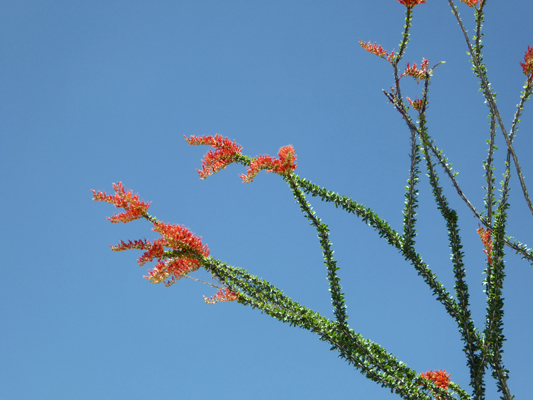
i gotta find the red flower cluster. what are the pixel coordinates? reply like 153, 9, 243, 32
92, 182, 151, 223
398, 0, 426, 8
520, 46, 533, 83
204, 288, 239, 304
401, 59, 429, 83
115, 221, 210, 285
93, 183, 210, 285
186, 134, 297, 182
477, 224, 493, 264
359, 40, 396, 62
185, 134, 243, 179
460, 0, 481, 7
406, 96, 424, 111
420, 370, 450, 389
240, 145, 297, 183
420, 370, 450, 398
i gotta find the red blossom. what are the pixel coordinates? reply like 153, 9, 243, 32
520, 46, 533, 83
152, 221, 210, 257
406, 96, 424, 111
111, 238, 154, 252
146, 258, 202, 285
359, 40, 396, 62
420, 370, 450, 398
204, 287, 239, 304
240, 145, 297, 183
92, 182, 151, 223
185, 134, 243, 179
477, 224, 493, 264
94, 184, 212, 288
111, 238, 167, 266
460, 0, 481, 7
398, 0, 426, 8
401, 58, 429, 83
109, 221, 209, 285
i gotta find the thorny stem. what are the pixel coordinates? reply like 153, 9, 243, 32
392, 7, 414, 109
382, 90, 533, 265
205, 258, 457, 400
403, 123, 420, 248
447, 0, 533, 216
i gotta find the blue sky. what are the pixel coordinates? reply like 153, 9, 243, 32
1, 1, 532, 399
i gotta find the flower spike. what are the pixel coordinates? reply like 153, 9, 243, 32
152, 221, 210, 257
94, 183, 212, 288
139, 221, 209, 285
420, 370, 450, 399
359, 40, 396, 62
204, 287, 239, 304
398, 0, 426, 8
185, 134, 243, 179
406, 96, 424, 112
147, 258, 202, 285
460, 0, 481, 7
92, 182, 151, 223
240, 145, 297, 183
420, 370, 450, 390
111, 238, 167, 266
477, 224, 493, 264
520, 45, 533, 83
113, 221, 210, 285
401, 59, 429, 83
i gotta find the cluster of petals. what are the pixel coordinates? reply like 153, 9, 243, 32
92, 182, 151, 223
185, 134, 243, 179
148, 258, 202, 285
204, 287, 239, 304
146, 222, 209, 284
152, 221, 209, 256
398, 0, 426, 8
110, 221, 209, 285
359, 40, 395, 62
420, 370, 450, 394
401, 59, 429, 83
460, 0, 481, 7
406, 96, 424, 111
477, 224, 493, 264
520, 46, 533, 83
111, 238, 166, 266
94, 183, 211, 287
240, 145, 297, 183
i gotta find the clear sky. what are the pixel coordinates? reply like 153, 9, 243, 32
1, 1, 532, 399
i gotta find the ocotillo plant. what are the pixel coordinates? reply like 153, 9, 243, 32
92, 0, 533, 399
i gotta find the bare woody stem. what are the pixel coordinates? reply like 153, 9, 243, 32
447, 0, 533, 216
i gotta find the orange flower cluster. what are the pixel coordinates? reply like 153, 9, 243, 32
406, 96, 424, 111
240, 145, 297, 183
204, 288, 239, 304
460, 0, 481, 7
185, 134, 243, 179
92, 182, 151, 223
359, 40, 396, 62
120, 221, 210, 285
420, 370, 450, 398
93, 183, 210, 285
420, 370, 450, 389
477, 224, 493, 264
398, 0, 426, 8
111, 238, 166, 266
520, 46, 533, 83
185, 134, 297, 182
401, 59, 429, 83
94, 183, 239, 303
147, 257, 204, 285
